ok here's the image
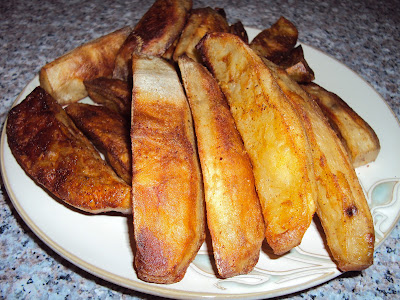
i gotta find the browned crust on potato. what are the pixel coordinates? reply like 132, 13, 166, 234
84, 77, 131, 119
250, 16, 298, 64
65, 103, 132, 184
131, 55, 205, 283
6, 87, 132, 214
113, 0, 192, 80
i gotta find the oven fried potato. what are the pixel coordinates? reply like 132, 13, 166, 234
301, 83, 380, 168
7, 87, 132, 214
113, 0, 192, 80
178, 55, 265, 278
172, 7, 230, 62
65, 103, 132, 184
279, 45, 315, 83
84, 77, 131, 119
263, 59, 375, 271
198, 33, 317, 255
131, 54, 205, 283
250, 16, 298, 64
39, 26, 131, 105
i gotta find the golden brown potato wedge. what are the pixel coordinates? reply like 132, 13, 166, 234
279, 45, 315, 83
7, 87, 132, 214
84, 77, 131, 119
263, 59, 375, 271
250, 16, 298, 64
198, 33, 317, 255
178, 55, 265, 278
113, 0, 192, 80
172, 7, 230, 62
131, 54, 205, 283
39, 26, 131, 105
65, 103, 132, 184
301, 82, 380, 168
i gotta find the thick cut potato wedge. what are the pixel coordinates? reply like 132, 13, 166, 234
172, 7, 230, 62
7, 87, 132, 214
198, 33, 317, 255
263, 59, 375, 271
131, 54, 205, 283
39, 26, 131, 105
84, 77, 131, 119
279, 45, 315, 83
113, 0, 192, 80
301, 83, 380, 168
178, 55, 265, 278
250, 16, 298, 64
65, 103, 132, 184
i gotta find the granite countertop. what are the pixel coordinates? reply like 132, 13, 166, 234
1, 0, 399, 299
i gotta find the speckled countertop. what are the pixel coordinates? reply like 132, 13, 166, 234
0, 0, 399, 299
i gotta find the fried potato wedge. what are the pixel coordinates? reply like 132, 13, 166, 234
65, 103, 132, 184
279, 45, 315, 83
39, 26, 131, 105
250, 16, 298, 64
301, 83, 380, 168
84, 77, 131, 119
6, 87, 132, 214
198, 33, 317, 255
172, 7, 230, 62
113, 0, 192, 80
263, 59, 375, 271
178, 55, 265, 278
131, 54, 205, 283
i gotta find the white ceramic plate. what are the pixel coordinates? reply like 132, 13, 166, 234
2, 28, 400, 299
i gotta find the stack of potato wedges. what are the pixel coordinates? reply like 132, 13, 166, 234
6, 0, 380, 284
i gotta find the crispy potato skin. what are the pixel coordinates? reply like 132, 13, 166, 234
6, 87, 132, 214
65, 103, 132, 184
39, 27, 131, 105
131, 55, 205, 283
113, 0, 192, 80
84, 77, 131, 120
263, 60, 375, 271
250, 16, 298, 64
279, 45, 315, 83
172, 7, 230, 62
198, 33, 317, 255
178, 55, 265, 278
301, 83, 380, 168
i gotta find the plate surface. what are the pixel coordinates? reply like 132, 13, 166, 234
2, 28, 400, 299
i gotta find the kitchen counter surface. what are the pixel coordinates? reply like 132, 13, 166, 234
1, 0, 399, 299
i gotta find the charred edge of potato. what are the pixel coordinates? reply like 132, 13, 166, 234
279, 45, 315, 83
250, 16, 298, 64
84, 77, 131, 119
113, 0, 192, 80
